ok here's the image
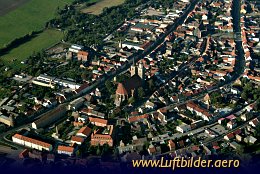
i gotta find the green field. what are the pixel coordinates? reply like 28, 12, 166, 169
0, 30, 63, 68
0, 0, 73, 48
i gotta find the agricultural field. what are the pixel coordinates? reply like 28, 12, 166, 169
0, 0, 73, 49
0, 30, 64, 69
0, 0, 30, 16
81, 0, 125, 15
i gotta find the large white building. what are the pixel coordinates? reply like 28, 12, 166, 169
32, 74, 81, 90
12, 134, 53, 151
69, 44, 84, 53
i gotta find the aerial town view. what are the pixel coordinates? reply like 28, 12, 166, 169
0, 0, 259, 173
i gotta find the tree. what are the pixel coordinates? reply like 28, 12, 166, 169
101, 143, 109, 156
128, 96, 135, 104
241, 92, 248, 101
105, 80, 115, 94
254, 124, 260, 137
138, 87, 145, 98
81, 71, 89, 81
210, 91, 222, 105
255, 99, 260, 112
76, 150, 82, 157
96, 145, 101, 155
148, 79, 155, 91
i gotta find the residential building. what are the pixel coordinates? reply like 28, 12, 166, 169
32, 104, 67, 129
76, 126, 92, 138
91, 125, 114, 147
12, 134, 53, 151
89, 117, 108, 127
57, 146, 75, 156
77, 51, 89, 62
71, 136, 85, 145
176, 123, 191, 133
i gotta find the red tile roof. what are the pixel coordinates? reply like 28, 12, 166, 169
226, 133, 234, 139
71, 136, 84, 143
89, 117, 108, 125
13, 134, 52, 148
78, 51, 88, 56
128, 114, 149, 123
57, 146, 74, 153
168, 140, 175, 149
116, 83, 128, 95
77, 126, 91, 136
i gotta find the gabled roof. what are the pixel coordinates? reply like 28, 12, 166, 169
226, 133, 234, 139
89, 117, 108, 125
116, 83, 128, 95
13, 134, 52, 148
77, 126, 91, 136
128, 114, 149, 123
233, 129, 241, 135
57, 146, 74, 153
168, 140, 176, 148
71, 136, 84, 143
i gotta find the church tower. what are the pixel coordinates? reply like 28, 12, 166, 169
130, 62, 137, 77
138, 62, 145, 80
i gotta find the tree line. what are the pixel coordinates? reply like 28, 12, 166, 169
0, 31, 42, 56
47, 0, 149, 47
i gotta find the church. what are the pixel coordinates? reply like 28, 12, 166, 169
115, 62, 145, 106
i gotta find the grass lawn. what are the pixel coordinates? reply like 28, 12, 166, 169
81, 0, 125, 15
0, 0, 73, 48
0, 29, 64, 69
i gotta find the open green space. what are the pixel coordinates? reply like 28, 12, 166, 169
81, 0, 125, 15
0, 0, 73, 48
0, 29, 64, 69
